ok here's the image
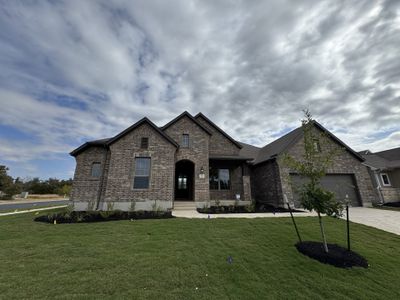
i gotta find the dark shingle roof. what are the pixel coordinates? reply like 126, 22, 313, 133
252, 127, 303, 165
70, 117, 179, 157
238, 142, 261, 160
375, 147, 400, 161
361, 147, 400, 170
250, 121, 364, 165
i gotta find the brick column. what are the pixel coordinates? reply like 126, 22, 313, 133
243, 175, 251, 201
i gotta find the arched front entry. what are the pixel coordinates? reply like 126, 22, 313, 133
175, 160, 195, 201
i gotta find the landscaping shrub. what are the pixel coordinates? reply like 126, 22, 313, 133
197, 204, 303, 214
34, 210, 173, 223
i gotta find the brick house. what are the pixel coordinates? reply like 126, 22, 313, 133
70, 112, 377, 211
360, 147, 400, 204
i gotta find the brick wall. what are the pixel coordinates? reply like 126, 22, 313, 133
164, 115, 210, 202
196, 115, 241, 156
70, 146, 107, 207
103, 122, 176, 205
279, 126, 377, 207
251, 159, 282, 207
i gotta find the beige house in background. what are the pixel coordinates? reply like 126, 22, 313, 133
360, 147, 400, 204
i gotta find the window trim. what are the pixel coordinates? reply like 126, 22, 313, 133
209, 168, 231, 191
133, 157, 151, 189
380, 173, 391, 186
182, 134, 190, 148
91, 162, 102, 178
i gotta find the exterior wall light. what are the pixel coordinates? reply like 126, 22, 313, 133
199, 166, 205, 179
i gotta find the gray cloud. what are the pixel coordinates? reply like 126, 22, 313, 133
0, 0, 399, 177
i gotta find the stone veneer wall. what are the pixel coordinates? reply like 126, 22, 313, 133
99, 122, 176, 210
279, 127, 377, 208
70, 146, 107, 209
196, 116, 240, 156
250, 159, 282, 207
164, 115, 210, 202
381, 187, 400, 203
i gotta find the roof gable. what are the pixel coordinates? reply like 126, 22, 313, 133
161, 111, 212, 135
253, 121, 364, 165
107, 117, 179, 147
70, 117, 178, 157
194, 113, 242, 149
70, 138, 110, 156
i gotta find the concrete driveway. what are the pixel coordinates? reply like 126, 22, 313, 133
344, 207, 400, 236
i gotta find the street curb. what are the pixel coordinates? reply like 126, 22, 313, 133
0, 205, 68, 217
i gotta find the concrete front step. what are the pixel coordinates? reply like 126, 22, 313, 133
173, 201, 197, 210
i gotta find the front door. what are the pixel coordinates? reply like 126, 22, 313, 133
175, 160, 194, 201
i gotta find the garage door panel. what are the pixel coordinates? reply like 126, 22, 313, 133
290, 174, 361, 207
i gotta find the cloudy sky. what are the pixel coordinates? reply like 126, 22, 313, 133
0, 0, 399, 179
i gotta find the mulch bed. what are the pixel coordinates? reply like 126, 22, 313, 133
198, 204, 303, 214
34, 210, 173, 224
296, 241, 368, 269
382, 202, 400, 208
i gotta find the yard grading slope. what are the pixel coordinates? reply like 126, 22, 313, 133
0, 211, 399, 299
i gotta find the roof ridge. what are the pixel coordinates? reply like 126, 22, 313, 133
194, 112, 242, 149
161, 111, 212, 135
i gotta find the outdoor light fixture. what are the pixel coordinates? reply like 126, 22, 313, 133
199, 166, 205, 179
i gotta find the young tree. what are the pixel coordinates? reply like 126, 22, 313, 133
282, 110, 343, 253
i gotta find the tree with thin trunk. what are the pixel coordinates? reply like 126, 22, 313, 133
282, 110, 343, 253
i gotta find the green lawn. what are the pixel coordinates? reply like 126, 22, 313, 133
1, 211, 399, 299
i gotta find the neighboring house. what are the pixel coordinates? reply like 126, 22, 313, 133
360, 147, 400, 204
70, 112, 377, 211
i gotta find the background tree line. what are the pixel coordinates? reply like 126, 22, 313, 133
0, 165, 72, 199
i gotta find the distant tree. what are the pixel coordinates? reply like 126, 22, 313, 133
282, 110, 344, 253
58, 184, 72, 197
0, 166, 18, 198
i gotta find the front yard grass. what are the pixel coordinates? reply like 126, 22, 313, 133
1, 210, 399, 299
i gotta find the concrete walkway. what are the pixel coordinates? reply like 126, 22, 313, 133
173, 207, 400, 236
341, 207, 400, 236
172, 209, 317, 219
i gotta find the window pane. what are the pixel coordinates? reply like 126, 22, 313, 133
134, 176, 149, 189
178, 175, 187, 189
209, 168, 219, 190
219, 169, 230, 190
135, 158, 150, 176
91, 163, 101, 177
182, 134, 189, 147
382, 174, 390, 185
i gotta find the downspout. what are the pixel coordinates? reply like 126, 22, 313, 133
373, 169, 385, 204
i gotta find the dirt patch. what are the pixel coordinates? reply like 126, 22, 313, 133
296, 241, 368, 268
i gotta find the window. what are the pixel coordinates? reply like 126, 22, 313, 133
182, 134, 189, 148
178, 175, 188, 190
140, 137, 149, 149
313, 139, 321, 152
133, 157, 151, 189
380, 173, 391, 186
91, 162, 101, 178
209, 168, 230, 190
